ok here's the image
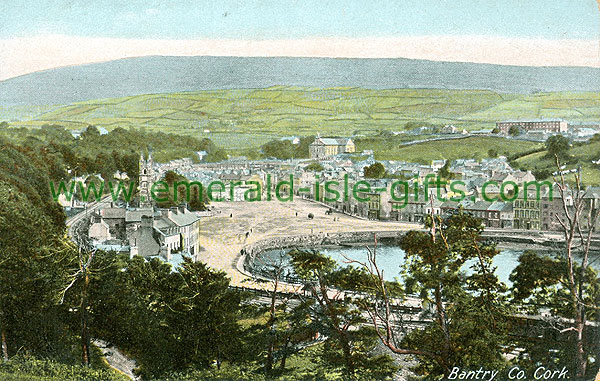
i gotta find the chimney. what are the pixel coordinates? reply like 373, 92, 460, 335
178, 204, 186, 214
141, 215, 153, 229
169, 207, 178, 218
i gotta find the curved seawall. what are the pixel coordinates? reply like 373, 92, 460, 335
239, 229, 600, 277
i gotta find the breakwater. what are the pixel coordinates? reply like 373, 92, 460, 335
240, 230, 401, 274
240, 229, 600, 278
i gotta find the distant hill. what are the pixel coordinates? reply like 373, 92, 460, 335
1, 56, 600, 105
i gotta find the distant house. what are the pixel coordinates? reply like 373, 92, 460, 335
281, 136, 301, 145
441, 124, 458, 134
309, 136, 355, 159
197, 151, 208, 161
431, 160, 446, 171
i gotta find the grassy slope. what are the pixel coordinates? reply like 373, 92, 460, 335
359, 136, 543, 163
5, 87, 598, 149
515, 139, 600, 185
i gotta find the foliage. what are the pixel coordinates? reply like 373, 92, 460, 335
155, 170, 207, 211
304, 161, 324, 172
87, 256, 249, 378
0, 124, 226, 184
0, 355, 127, 381
0, 142, 75, 360
399, 210, 511, 377
509, 250, 600, 375
288, 249, 397, 379
261, 136, 314, 160
363, 162, 386, 179
437, 161, 456, 180
508, 125, 522, 136
544, 135, 570, 159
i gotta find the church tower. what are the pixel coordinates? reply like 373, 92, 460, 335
139, 150, 154, 208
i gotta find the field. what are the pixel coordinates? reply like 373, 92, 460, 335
3, 87, 599, 149
514, 139, 600, 185
357, 136, 544, 162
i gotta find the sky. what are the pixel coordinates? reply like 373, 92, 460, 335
0, 0, 599, 80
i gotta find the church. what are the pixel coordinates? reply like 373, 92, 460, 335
308, 135, 355, 159
138, 151, 158, 208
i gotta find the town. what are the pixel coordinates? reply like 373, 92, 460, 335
63, 117, 600, 264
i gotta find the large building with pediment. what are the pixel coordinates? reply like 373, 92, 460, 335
309, 136, 355, 159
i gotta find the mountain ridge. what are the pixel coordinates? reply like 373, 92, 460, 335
1, 55, 599, 105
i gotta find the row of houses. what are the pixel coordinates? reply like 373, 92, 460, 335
304, 177, 600, 232
88, 204, 202, 260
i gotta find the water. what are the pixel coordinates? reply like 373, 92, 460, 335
256, 245, 527, 286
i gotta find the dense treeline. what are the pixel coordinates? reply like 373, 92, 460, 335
254, 136, 314, 160
0, 124, 227, 184
0, 140, 125, 377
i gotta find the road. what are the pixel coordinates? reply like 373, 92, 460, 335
66, 196, 112, 246
66, 198, 140, 380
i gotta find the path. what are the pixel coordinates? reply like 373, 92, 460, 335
93, 339, 139, 380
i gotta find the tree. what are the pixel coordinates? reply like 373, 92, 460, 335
487, 149, 498, 158
170, 258, 245, 371
86, 255, 248, 378
156, 171, 207, 211
508, 125, 522, 136
398, 210, 510, 377
0, 185, 73, 361
343, 236, 442, 365
261, 140, 295, 159
288, 249, 397, 379
547, 157, 598, 377
246, 252, 307, 375
0, 144, 72, 361
532, 168, 552, 181
509, 158, 600, 378
63, 246, 96, 366
437, 161, 455, 180
545, 135, 570, 159
363, 162, 386, 179
304, 161, 324, 172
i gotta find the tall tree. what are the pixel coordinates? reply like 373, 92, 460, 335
536, 157, 600, 378
398, 209, 510, 377
545, 135, 570, 159
288, 249, 397, 379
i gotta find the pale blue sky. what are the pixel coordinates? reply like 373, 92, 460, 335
1, 0, 599, 40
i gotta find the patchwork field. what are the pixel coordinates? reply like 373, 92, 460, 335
359, 136, 544, 162
3, 87, 599, 149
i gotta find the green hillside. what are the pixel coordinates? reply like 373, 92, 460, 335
514, 137, 600, 185
4, 87, 599, 149
358, 136, 544, 163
